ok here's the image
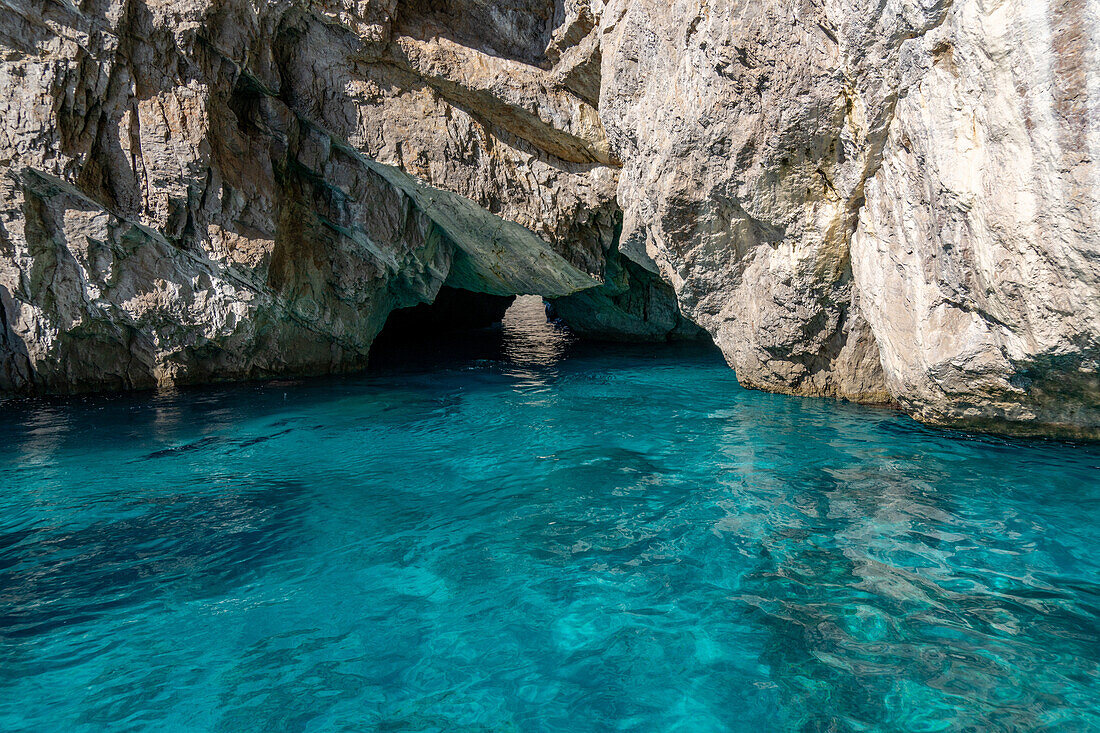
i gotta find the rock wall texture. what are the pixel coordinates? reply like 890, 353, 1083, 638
1, 0, 1097, 438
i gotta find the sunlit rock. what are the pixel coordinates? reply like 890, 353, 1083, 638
0, 0, 1096, 437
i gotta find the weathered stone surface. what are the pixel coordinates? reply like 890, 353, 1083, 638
851, 0, 1100, 438
595, 0, 1097, 435
0, 0, 626, 395
595, 0, 946, 404
1, 0, 1097, 438
549, 213, 708, 343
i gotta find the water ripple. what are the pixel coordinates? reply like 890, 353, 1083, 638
0, 301, 1098, 731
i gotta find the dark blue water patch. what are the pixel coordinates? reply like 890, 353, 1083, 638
0, 478, 306, 640
0, 297, 1098, 731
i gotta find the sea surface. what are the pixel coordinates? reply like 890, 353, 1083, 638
1, 297, 1098, 732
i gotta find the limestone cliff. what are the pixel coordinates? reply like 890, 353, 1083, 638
1, 0, 1097, 438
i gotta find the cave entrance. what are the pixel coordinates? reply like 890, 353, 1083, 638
368, 288, 574, 370
376, 286, 516, 338
368, 246, 719, 372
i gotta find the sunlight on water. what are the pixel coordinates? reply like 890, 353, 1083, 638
0, 302, 1098, 731
501, 296, 574, 371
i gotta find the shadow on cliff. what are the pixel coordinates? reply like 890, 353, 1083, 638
394, 0, 564, 67
0, 283, 34, 396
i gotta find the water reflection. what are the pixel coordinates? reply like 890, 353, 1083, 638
710, 413, 1100, 730
368, 293, 575, 380
501, 295, 574, 368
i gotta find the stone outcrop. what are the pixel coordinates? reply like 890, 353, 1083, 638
1, 0, 1097, 438
851, 0, 1100, 437
0, 0, 628, 395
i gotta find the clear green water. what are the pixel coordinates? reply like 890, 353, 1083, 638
1, 298, 1099, 732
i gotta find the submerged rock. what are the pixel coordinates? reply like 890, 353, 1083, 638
0, 0, 1097, 438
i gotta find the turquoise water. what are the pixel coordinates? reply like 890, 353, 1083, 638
1, 298, 1099, 732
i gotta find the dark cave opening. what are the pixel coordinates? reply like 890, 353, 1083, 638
375, 287, 517, 340
368, 287, 533, 369
395, 0, 560, 67
368, 283, 720, 375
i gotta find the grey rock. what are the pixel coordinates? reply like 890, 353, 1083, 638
851, 0, 1100, 438
0, 0, 1096, 438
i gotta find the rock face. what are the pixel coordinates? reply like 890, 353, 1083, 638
1, 0, 1097, 438
852, 1, 1100, 437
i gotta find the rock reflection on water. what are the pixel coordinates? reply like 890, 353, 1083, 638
368, 293, 574, 375
501, 295, 575, 380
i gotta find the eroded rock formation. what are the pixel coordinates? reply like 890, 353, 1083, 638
1, 0, 1097, 438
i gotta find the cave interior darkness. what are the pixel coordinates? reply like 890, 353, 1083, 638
367, 284, 718, 373
368, 288, 546, 369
